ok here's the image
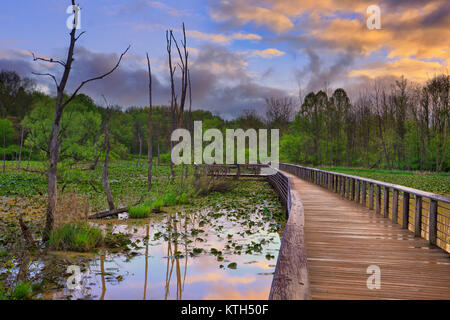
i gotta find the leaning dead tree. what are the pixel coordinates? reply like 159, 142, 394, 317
31, 0, 130, 241
101, 95, 115, 212
166, 23, 190, 178
146, 53, 153, 190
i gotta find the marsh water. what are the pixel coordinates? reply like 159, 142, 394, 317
41, 201, 282, 300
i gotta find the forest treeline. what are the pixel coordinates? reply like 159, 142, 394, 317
1, 70, 449, 171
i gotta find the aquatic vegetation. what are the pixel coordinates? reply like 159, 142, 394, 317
49, 222, 103, 252
128, 204, 152, 219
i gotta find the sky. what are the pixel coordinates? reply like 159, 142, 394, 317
0, 0, 448, 119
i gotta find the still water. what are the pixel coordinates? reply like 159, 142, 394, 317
46, 203, 282, 300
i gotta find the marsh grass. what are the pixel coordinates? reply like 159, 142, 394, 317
49, 222, 103, 252
128, 204, 152, 219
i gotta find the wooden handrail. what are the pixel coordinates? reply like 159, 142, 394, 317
267, 167, 310, 300
279, 163, 450, 253
280, 163, 450, 204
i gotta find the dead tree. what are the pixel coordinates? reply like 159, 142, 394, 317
166, 23, 190, 178
146, 53, 153, 190
102, 96, 115, 212
2, 109, 5, 174
136, 120, 143, 167
31, 0, 130, 241
17, 125, 24, 169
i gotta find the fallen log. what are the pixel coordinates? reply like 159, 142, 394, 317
88, 207, 128, 219
88, 196, 144, 219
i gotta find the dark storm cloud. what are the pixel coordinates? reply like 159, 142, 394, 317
0, 44, 290, 118
296, 49, 355, 93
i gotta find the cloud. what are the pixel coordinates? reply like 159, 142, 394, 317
296, 49, 356, 92
187, 30, 262, 45
210, 0, 294, 33
249, 48, 285, 59
0, 44, 290, 119
349, 57, 447, 83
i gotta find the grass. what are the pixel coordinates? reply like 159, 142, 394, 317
128, 204, 152, 219
322, 166, 450, 196
0, 281, 33, 300
48, 222, 103, 252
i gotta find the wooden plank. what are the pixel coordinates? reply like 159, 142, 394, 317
369, 183, 374, 210
282, 172, 450, 300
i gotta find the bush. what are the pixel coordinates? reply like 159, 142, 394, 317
128, 204, 152, 219
49, 222, 103, 252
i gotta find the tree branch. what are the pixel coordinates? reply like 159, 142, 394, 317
63, 45, 131, 108
31, 72, 59, 89
31, 52, 66, 68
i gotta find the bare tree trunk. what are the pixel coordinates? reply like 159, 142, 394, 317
377, 115, 391, 170
103, 108, 115, 211
2, 115, 5, 174
17, 126, 24, 169
146, 54, 153, 190
35, 11, 129, 241
136, 128, 142, 167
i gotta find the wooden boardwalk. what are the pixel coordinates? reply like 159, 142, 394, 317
283, 172, 450, 300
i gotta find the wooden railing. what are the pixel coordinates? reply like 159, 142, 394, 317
280, 163, 450, 253
268, 167, 310, 300
267, 169, 292, 215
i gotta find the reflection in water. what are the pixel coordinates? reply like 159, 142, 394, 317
47, 202, 281, 300
100, 254, 106, 300
143, 225, 149, 300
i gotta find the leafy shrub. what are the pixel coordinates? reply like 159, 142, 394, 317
128, 204, 152, 219
49, 222, 103, 252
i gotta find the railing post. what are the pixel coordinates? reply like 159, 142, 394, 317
361, 181, 366, 207
369, 183, 374, 210
429, 199, 438, 245
402, 192, 410, 229
356, 180, 360, 204
414, 195, 422, 237
376, 185, 381, 214
392, 189, 399, 224
383, 186, 389, 218
351, 179, 355, 201
345, 178, 350, 199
